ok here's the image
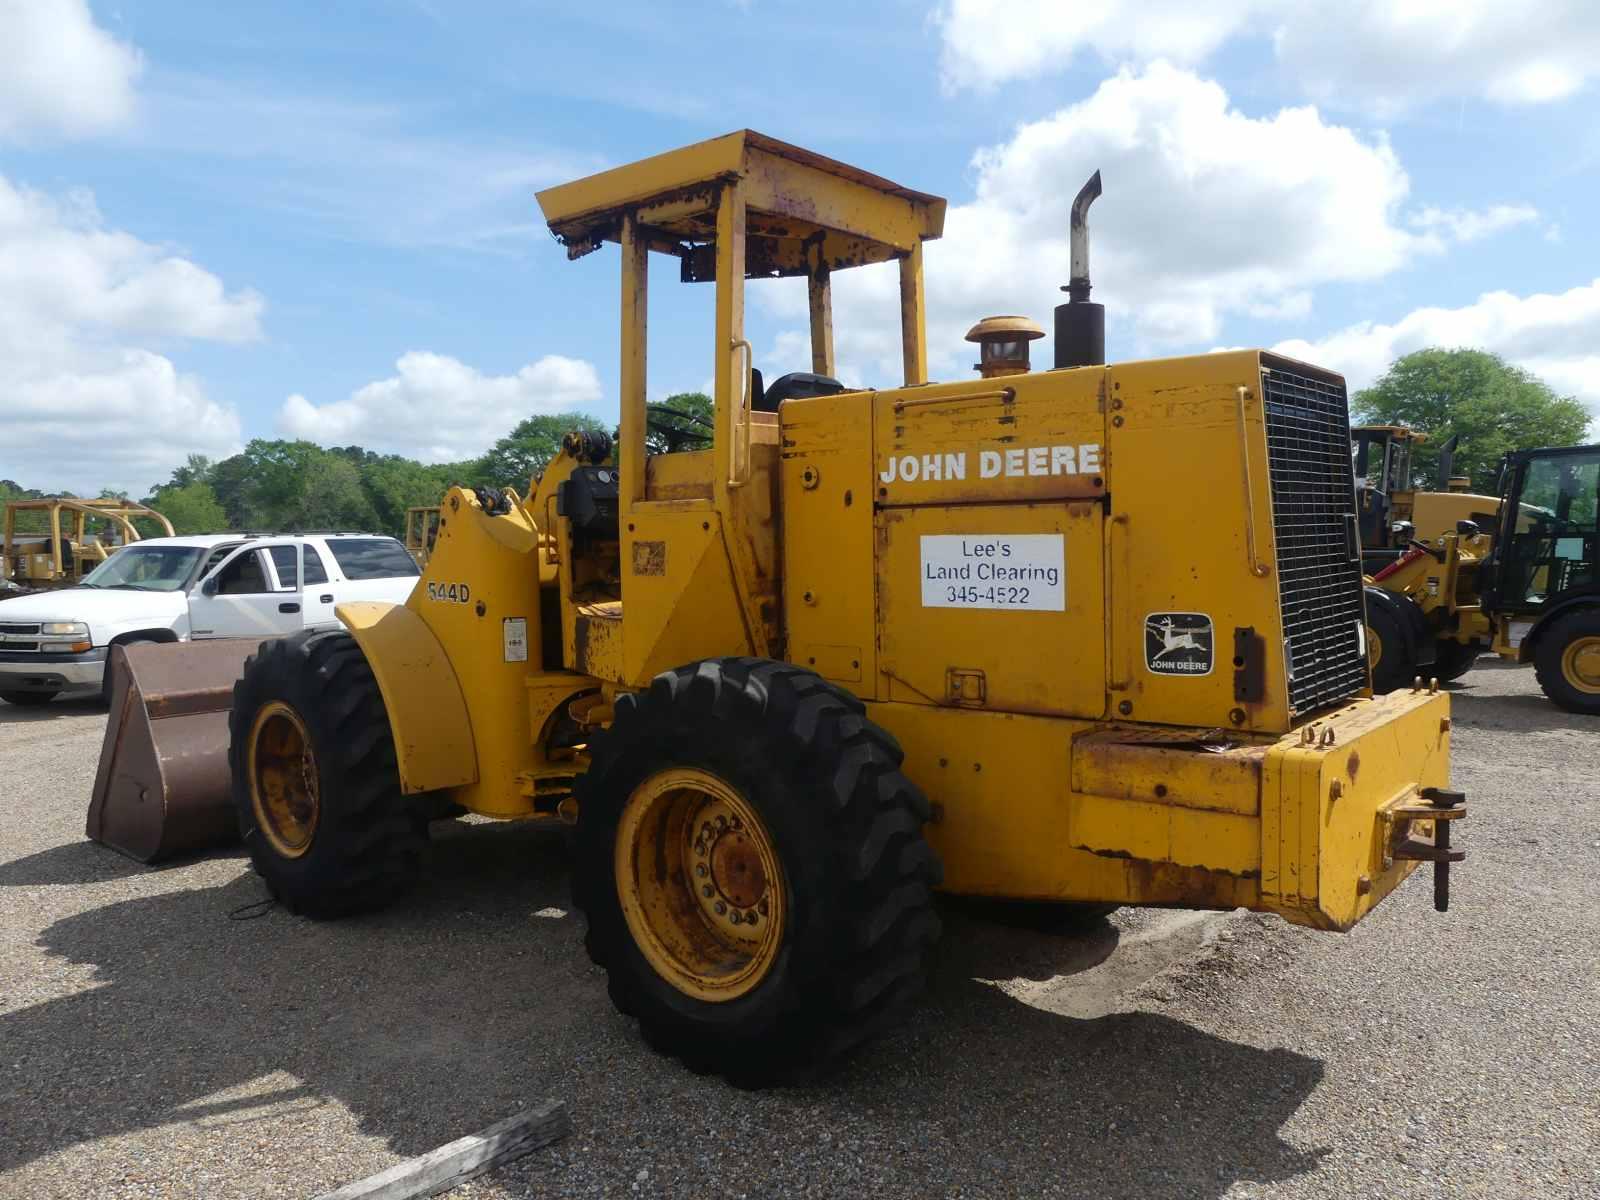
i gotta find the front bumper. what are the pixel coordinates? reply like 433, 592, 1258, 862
0, 647, 109, 693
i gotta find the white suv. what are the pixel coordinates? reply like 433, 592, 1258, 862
0, 533, 420, 706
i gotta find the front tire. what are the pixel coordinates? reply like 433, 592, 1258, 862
573, 658, 941, 1084
1534, 609, 1600, 715
0, 690, 57, 707
228, 630, 428, 916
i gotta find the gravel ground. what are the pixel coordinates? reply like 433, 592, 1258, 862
1, 659, 1596, 1199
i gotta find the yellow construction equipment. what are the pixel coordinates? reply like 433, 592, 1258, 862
1353, 426, 1500, 567
3, 497, 173, 590
1364, 442, 1600, 712
219, 131, 1466, 1083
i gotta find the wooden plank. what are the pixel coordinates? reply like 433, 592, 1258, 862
310, 1100, 571, 1200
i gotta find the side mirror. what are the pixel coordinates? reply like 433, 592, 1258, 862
1456, 519, 1480, 537
200, 576, 219, 597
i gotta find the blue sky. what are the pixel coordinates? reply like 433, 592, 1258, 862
3, 0, 1598, 494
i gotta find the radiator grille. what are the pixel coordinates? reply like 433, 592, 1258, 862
0, 623, 41, 636
1260, 356, 1368, 715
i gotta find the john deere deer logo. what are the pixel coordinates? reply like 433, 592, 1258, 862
1144, 613, 1214, 676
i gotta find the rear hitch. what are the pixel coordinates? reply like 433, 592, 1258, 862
1381, 787, 1466, 912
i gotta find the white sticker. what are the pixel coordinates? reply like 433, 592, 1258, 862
503, 616, 528, 662
920, 535, 1065, 611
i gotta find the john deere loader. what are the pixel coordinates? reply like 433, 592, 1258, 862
212, 132, 1464, 1082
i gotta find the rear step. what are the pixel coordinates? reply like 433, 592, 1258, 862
87, 639, 264, 863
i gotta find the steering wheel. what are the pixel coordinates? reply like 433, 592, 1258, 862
646, 405, 714, 451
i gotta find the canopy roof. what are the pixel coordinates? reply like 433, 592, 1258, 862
536, 130, 947, 281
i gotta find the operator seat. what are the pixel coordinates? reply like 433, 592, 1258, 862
753, 371, 847, 413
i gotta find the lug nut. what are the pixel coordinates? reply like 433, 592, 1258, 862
758, 900, 768, 915
729, 911, 742, 925
716, 815, 728, 830
702, 885, 714, 898
745, 910, 758, 924
714, 901, 726, 915
696, 864, 707, 878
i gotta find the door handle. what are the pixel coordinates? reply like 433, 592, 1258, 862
279, 602, 301, 614
319, 594, 334, 603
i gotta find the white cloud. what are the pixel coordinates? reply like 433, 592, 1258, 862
1275, 1, 1600, 113
936, 0, 1600, 111
1409, 204, 1540, 247
0, 175, 259, 494
936, 0, 1269, 91
1273, 280, 1600, 414
4, 351, 243, 493
0, 179, 264, 345
278, 352, 606, 462
0, 0, 143, 141
758, 65, 1532, 385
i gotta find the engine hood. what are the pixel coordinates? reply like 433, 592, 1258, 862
0, 586, 185, 631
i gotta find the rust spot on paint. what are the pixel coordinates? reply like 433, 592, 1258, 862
631, 540, 667, 576
1346, 751, 1361, 782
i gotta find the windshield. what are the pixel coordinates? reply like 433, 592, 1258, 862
80, 545, 204, 592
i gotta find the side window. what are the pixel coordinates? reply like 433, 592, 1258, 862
326, 538, 423, 579
267, 545, 299, 590
216, 550, 271, 595
303, 545, 329, 586
199, 544, 239, 579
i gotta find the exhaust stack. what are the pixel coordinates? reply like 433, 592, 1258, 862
1054, 170, 1105, 370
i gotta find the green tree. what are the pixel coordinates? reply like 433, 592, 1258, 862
1353, 349, 1591, 490
475, 412, 608, 489
147, 481, 229, 534
353, 453, 461, 534
646, 391, 714, 455
167, 454, 214, 490
0, 480, 49, 534
207, 453, 255, 528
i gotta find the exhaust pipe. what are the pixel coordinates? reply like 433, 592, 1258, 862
1437, 433, 1459, 489
1055, 170, 1105, 370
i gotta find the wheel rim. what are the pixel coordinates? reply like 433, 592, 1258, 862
1560, 636, 1600, 694
614, 767, 787, 1003
248, 701, 320, 859
1367, 625, 1382, 671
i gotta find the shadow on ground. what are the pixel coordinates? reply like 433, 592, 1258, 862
0, 838, 213, 886
1447, 686, 1591, 731
2, 819, 1325, 1198
0, 695, 104, 725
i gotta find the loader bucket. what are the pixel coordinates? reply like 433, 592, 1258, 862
87, 639, 262, 863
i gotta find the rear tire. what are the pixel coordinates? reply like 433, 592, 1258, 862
0, 690, 57, 707
1432, 638, 1481, 684
1533, 609, 1600, 715
229, 630, 428, 917
573, 658, 941, 1085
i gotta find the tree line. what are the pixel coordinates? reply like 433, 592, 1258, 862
2, 392, 715, 538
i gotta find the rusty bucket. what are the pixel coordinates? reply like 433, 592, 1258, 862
87, 639, 263, 863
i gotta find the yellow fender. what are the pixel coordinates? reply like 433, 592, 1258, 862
336, 600, 477, 795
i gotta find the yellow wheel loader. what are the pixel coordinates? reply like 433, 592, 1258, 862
217, 132, 1465, 1083
4, 497, 174, 591
1364, 442, 1600, 713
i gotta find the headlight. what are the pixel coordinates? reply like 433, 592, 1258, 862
41, 621, 90, 637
